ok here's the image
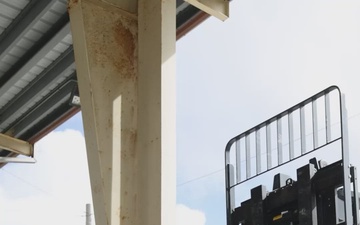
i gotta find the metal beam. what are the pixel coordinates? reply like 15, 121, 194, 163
0, 47, 75, 127
0, 14, 70, 97
245, 134, 251, 178
0, 0, 55, 63
20, 101, 77, 143
0, 133, 33, 156
266, 123, 272, 169
9, 79, 76, 138
235, 139, 241, 182
340, 94, 353, 225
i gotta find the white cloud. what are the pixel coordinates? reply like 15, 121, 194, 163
0, 129, 92, 225
0, 129, 209, 225
176, 204, 206, 225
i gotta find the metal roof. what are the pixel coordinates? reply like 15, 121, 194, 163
0, 0, 206, 158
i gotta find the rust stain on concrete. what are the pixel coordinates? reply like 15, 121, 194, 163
107, 118, 112, 129
114, 21, 135, 63
85, 7, 138, 82
113, 18, 137, 79
67, 0, 79, 11
129, 130, 137, 158
92, 183, 102, 194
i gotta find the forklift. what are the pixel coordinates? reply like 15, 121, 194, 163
225, 86, 359, 225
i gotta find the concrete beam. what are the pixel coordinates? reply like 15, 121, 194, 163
68, 0, 175, 224
0, 133, 33, 156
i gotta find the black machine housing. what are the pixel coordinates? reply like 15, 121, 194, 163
232, 158, 359, 225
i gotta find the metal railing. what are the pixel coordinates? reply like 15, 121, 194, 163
224, 86, 353, 225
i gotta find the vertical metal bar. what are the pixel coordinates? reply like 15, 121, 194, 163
235, 139, 241, 183
312, 100, 319, 149
351, 167, 359, 225
325, 93, 332, 143
266, 124, 272, 169
288, 112, 294, 159
340, 93, 352, 225
245, 134, 251, 179
300, 106, 306, 154
225, 144, 234, 225
225, 164, 235, 225
256, 129, 261, 174
277, 118, 283, 164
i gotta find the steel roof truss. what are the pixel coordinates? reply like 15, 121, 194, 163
0, 0, 55, 61
0, 14, 70, 97
0, 47, 75, 127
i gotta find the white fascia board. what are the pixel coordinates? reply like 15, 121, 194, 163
0, 133, 33, 156
0, 157, 36, 164
186, 0, 229, 21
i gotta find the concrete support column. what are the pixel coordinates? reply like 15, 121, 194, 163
68, 0, 176, 224
137, 0, 176, 224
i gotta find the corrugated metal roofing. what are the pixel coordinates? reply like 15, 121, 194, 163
0, 0, 206, 159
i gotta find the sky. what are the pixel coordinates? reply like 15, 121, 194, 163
2, 0, 360, 225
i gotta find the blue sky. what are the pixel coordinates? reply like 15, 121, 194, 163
2, 0, 360, 224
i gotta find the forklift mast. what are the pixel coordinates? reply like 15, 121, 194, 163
224, 86, 359, 225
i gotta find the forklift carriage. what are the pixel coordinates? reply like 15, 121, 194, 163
224, 86, 359, 225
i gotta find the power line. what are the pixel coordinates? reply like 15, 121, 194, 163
176, 111, 360, 188
0, 167, 52, 196
2, 112, 360, 191
177, 168, 224, 187
0, 167, 87, 218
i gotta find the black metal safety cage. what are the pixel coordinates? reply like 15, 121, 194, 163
224, 86, 358, 225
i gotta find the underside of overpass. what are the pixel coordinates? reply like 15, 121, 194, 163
0, 0, 228, 224
0, 0, 211, 160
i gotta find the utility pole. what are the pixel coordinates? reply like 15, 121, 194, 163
86, 204, 92, 225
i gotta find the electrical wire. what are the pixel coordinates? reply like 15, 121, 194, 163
0, 167, 52, 196
2, 112, 360, 190
177, 168, 224, 187
177, 111, 360, 188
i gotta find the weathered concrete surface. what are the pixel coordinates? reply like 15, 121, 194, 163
68, 0, 176, 224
